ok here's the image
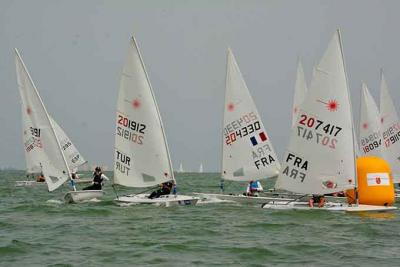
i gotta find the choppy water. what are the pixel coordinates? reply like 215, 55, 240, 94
1, 170, 400, 267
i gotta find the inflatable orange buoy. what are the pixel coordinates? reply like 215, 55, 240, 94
347, 156, 395, 206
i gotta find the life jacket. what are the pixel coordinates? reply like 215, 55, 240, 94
250, 181, 259, 190
93, 172, 103, 185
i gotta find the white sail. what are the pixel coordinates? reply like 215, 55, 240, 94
199, 163, 203, 173
178, 162, 184, 173
221, 49, 280, 182
113, 36, 174, 188
380, 72, 400, 183
51, 117, 87, 171
15, 49, 71, 192
292, 59, 308, 127
358, 83, 382, 157
275, 30, 355, 195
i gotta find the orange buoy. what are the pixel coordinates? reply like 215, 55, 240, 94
347, 156, 395, 206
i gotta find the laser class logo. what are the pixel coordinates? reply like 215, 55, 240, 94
227, 102, 235, 112
132, 98, 141, 109
317, 99, 339, 112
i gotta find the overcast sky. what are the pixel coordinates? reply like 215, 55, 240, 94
1, 0, 399, 171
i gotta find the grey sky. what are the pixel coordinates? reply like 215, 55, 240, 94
1, 0, 399, 171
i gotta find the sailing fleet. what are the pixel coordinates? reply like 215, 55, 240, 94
13, 29, 400, 211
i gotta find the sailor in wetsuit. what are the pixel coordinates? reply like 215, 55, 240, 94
148, 182, 174, 199
83, 167, 109, 190
245, 180, 263, 196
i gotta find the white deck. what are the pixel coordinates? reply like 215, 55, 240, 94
115, 193, 199, 206
64, 190, 104, 203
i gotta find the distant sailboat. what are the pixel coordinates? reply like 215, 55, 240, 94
263, 30, 395, 211
380, 72, 400, 183
112, 36, 198, 205
199, 163, 203, 173
15, 49, 103, 203
358, 83, 383, 157
178, 162, 184, 173
292, 59, 308, 127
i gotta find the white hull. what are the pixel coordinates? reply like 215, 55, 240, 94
193, 193, 294, 205
263, 191, 347, 203
73, 178, 92, 184
261, 201, 397, 212
64, 190, 104, 203
115, 193, 199, 206
15, 180, 45, 187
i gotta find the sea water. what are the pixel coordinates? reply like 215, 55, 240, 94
1, 171, 399, 267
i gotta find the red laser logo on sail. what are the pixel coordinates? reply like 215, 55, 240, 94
362, 122, 368, 129
227, 103, 235, 112
317, 99, 339, 112
132, 99, 141, 109
26, 106, 32, 115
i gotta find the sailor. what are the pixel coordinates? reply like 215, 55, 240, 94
83, 167, 109, 190
36, 173, 45, 182
309, 195, 326, 208
148, 181, 174, 199
246, 180, 263, 196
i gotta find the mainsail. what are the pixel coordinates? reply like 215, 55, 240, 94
380, 72, 400, 183
113, 36, 174, 188
292, 59, 308, 127
221, 48, 280, 182
15, 49, 71, 191
199, 163, 204, 173
359, 83, 382, 157
51, 117, 87, 171
275, 30, 355, 194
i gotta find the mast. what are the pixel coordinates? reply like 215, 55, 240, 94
15, 48, 74, 190
220, 48, 232, 192
337, 29, 358, 205
131, 36, 176, 186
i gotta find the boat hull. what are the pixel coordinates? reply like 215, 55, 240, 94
115, 194, 199, 206
64, 190, 104, 203
15, 180, 45, 187
261, 201, 397, 212
193, 192, 294, 205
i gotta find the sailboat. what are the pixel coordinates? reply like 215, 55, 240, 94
199, 163, 204, 173
112, 36, 198, 206
379, 72, 400, 184
262, 30, 396, 211
291, 59, 308, 127
15, 114, 89, 187
177, 162, 184, 173
15, 49, 103, 203
195, 48, 293, 204
359, 83, 383, 157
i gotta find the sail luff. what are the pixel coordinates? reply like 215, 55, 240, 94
337, 28, 358, 194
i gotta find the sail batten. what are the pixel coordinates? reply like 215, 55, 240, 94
221, 49, 280, 182
113, 37, 174, 188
